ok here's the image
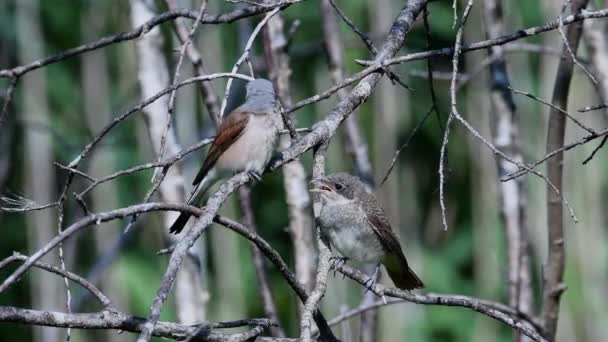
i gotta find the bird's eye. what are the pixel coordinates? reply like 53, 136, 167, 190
335, 183, 344, 191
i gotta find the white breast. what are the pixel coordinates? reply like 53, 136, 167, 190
319, 203, 385, 264
216, 114, 279, 174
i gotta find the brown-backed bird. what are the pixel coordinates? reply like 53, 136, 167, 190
170, 79, 282, 234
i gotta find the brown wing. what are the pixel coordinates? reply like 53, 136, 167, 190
362, 192, 423, 289
363, 199, 405, 258
192, 111, 250, 185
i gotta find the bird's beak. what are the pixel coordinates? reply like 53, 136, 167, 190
309, 178, 334, 193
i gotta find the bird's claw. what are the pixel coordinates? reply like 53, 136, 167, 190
363, 277, 377, 294
247, 171, 262, 181
363, 264, 381, 294
329, 256, 348, 277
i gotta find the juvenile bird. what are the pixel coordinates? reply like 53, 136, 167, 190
169, 79, 282, 234
310, 172, 423, 290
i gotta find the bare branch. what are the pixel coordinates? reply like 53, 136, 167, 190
439, 0, 473, 232
327, 0, 411, 91
219, 6, 282, 117
0, 2, 301, 79
354, 8, 608, 68
78, 138, 214, 198
509, 86, 596, 134
0, 202, 204, 294
67, 73, 251, 169
0, 306, 274, 341
213, 215, 337, 340
335, 264, 547, 342
300, 142, 331, 342
0, 253, 112, 308
166, 0, 221, 125
557, 0, 597, 85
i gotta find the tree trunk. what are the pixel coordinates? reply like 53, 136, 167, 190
16, 1, 62, 342
263, 8, 316, 312
481, 1, 533, 341
129, 0, 207, 324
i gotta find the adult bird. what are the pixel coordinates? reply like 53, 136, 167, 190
310, 172, 424, 290
169, 79, 282, 234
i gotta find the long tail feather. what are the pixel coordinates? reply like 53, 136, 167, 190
384, 253, 424, 290
169, 172, 218, 234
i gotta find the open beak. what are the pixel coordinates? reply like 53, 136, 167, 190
309, 178, 334, 193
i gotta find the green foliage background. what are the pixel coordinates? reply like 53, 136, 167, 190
1, 0, 607, 341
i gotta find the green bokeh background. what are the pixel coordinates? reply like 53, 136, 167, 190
1, 0, 607, 341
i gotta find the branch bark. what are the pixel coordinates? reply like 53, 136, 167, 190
0, 306, 273, 341
542, 0, 589, 340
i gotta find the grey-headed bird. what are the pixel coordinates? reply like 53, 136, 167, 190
169, 79, 282, 234
310, 172, 423, 290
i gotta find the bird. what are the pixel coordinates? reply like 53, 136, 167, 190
169, 78, 282, 234
310, 172, 424, 290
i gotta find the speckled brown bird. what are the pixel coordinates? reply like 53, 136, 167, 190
310, 172, 423, 290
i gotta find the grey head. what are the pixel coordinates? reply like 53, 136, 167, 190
240, 78, 277, 114
310, 172, 370, 205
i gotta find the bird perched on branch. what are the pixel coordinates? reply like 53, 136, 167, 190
310, 172, 424, 290
169, 78, 282, 234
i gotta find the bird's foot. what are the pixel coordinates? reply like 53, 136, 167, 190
247, 171, 262, 182
329, 256, 349, 277
363, 264, 381, 294
363, 277, 378, 294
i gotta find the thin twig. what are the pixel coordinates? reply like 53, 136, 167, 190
327, 0, 411, 91
439, 0, 473, 232
0, 253, 113, 308
0, 3, 300, 79
582, 135, 608, 164
67, 73, 252, 169
166, 0, 221, 125
509, 86, 596, 134
380, 105, 434, 187
578, 103, 608, 112
423, 5, 443, 132
158, 0, 208, 168
78, 138, 213, 198
219, 7, 282, 117
557, 0, 598, 85
0, 202, 205, 294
